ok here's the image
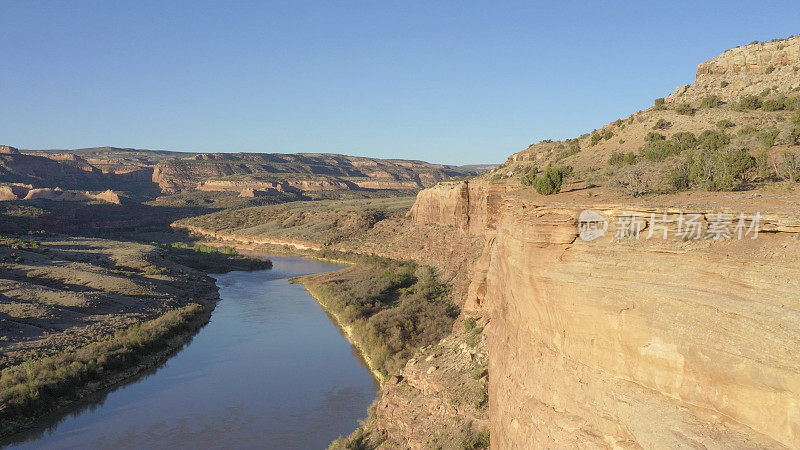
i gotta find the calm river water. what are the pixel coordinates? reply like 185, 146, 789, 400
2, 256, 377, 449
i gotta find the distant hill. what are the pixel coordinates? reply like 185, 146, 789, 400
0, 146, 479, 200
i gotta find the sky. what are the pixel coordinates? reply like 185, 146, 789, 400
1, 1, 799, 165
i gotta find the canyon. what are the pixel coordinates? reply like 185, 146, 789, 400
174, 36, 800, 448
3, 35, 800, 449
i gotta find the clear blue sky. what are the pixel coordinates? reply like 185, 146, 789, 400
1, 1, 798, 164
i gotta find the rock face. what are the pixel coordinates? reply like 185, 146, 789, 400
410, 181, 800, 448
668, 36, 800, 103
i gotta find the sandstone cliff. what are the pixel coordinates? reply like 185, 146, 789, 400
410, 178, 800, 448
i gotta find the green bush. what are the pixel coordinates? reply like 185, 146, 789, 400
665, 153, 695, 191
778, 151, 800, 181
720, 81, 730, 88
670, 132, 697, 152
792, 109, 800, 124
739, 126, 758, 136
766, 65, 776, 74
568, 139, 581, 153
762, 96, 786, 111
700, 95, 722, 108
640, 140, 677, 162
789, 126, 800, 145
675, 103, 694, 115
738, 95, 763, 110
590, 133, 602, 146
691, 147, 755, 191
755, 149, 770, 179
608, 151, 637, 167
757, 128, 780, 148
716, 119, 735, 130
697, 130, 731, 152
645, 131, 665, 142
533, 167, 564, 195
520, 166, 537, 186
654, 98, 666, 110
555, 140, 580, 161
653, 119, 671, 130
602, 131, 614, 140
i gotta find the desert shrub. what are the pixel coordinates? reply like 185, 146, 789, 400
776, 151, 800, 181
738, 95, 763, 110
697, 130, 731, 152
785, 96, 800, 110
766, 65, 776, 74
792, 109, 800, 124
691, 147, 755, 191
760, 88, 772, 97
762, 96, 786, 111
602, 131, 614, 140
670, 131, 697, 152
716, 119, 735, 130
665, 152, 693, 191
738, 126, 758, 136
302, 259, 457, 377
555, 140, 580, 161
645, 131, 665, 142
608, 151, 637, 167
755, 149, 771, 179
533, 167, 564, 195
590, 133, 602, 146
654, 98, 666, 110
675, 103, 694, 115
757, 128, 780, 148
519, 166, 537, 186
700, 95, 722, 108
639, 140, 676, 162
613, 167, 652, 197
463, 428, 490, 450
791, 127, 800, 145
653, 119, 671, 130
720, 81, 730, 88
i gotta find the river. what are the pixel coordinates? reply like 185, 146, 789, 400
2, 256, 377, 449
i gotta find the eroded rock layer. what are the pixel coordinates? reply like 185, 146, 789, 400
410, 179, 800, 448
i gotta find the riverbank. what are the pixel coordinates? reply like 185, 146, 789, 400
0, 301, 214, 439
291, 257, 458, 383
0, 235, 271, 440
3, 257, 377, 448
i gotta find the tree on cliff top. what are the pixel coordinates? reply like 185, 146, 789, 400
533, 167, 564, 195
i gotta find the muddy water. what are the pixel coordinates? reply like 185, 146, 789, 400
3, 256, 377, 449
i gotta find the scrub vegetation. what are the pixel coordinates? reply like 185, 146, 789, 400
297, 252, 458, 379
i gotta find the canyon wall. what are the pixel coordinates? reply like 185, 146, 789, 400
410, 181, 800, 448
668, 35, 800, 103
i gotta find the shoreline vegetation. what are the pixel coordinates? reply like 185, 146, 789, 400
290, 250, 458, 382
0, 302, 213, 439
0, 234, 273, 441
